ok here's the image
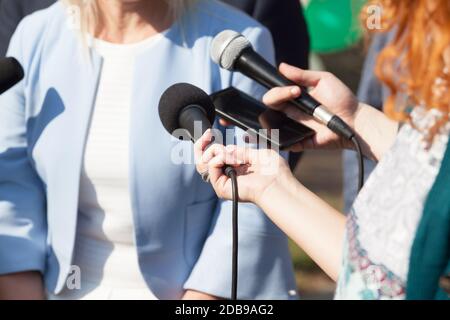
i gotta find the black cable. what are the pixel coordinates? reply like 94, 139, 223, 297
351, 136, 364, 192
327, 115, 364, 191
224, 166, 239, 300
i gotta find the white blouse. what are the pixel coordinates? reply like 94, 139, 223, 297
55, 36, 163, 300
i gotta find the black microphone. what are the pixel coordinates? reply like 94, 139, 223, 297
0, 57, 24, 95
158, 82, 217, 142
158, 82, 236, 176
210, 30, 354, 140
159, 83, 240, 300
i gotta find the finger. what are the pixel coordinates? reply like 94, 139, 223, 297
194, 129, 213, 165
279, 63, 324, 87
207, 156, 228, 189
194, 129, 213, 155
224, 145, 258, 166
262, 86, 301, 108
279, 104, 327, 134
202, 143, 226, 164
208, 153, 227, 169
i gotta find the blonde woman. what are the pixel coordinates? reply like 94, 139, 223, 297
0, 0, 298, 300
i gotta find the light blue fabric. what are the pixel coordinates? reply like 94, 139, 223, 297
0, 0, 298, 300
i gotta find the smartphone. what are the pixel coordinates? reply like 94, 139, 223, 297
210, 87, 315, 150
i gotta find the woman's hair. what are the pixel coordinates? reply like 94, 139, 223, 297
363, 0, 450, 140
62, 0, 197, 37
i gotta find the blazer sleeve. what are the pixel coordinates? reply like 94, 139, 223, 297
183, 27, 298, 300
0, 20, 47, 275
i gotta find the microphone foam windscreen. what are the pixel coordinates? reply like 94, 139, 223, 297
158, 83, 216, 135
0, 57, 24, 95
211, 30, 251, 70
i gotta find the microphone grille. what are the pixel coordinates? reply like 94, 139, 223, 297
211, 30, 251, 70
158, 83, 215, 137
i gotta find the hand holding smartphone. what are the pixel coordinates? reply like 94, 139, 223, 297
211, 87, 315, 150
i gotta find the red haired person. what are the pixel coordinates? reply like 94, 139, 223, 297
196, 0, 450, 300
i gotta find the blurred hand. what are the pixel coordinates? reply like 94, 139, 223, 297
262, 63, 359, 152
194, 130, 291, 205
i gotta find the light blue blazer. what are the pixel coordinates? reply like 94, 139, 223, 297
0, 1, 297, 299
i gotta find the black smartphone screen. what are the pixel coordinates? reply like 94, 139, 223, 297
211, 87, 315, 150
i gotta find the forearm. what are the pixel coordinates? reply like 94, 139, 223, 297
257, 176, 346, 281
353, 103, 399, 161
0, 271, 45, 300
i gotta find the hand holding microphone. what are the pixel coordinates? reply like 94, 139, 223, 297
211, 30, 357, 141
262, 63, 360, 153
194, 131, 291, 204
211, 31, 366, 190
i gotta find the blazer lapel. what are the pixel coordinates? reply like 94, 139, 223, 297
34, 43, 103, 289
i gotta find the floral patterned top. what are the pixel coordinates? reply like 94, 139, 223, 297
335, 106, 450, 300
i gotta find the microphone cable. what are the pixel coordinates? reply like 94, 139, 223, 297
224, 166, 239, 300
350, 136, 365, 192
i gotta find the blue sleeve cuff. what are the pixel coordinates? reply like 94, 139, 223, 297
0, 235, 46, 275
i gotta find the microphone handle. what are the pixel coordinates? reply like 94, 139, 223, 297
235, 48, 321, 116
235, 48, 354, 140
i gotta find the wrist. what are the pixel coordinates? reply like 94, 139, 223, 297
353, 103, 399, 161
255, 167, 296, 208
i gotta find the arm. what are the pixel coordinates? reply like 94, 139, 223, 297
0, 19, 47, 299
197, 142, 345, 281
257, 170, 345, 281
